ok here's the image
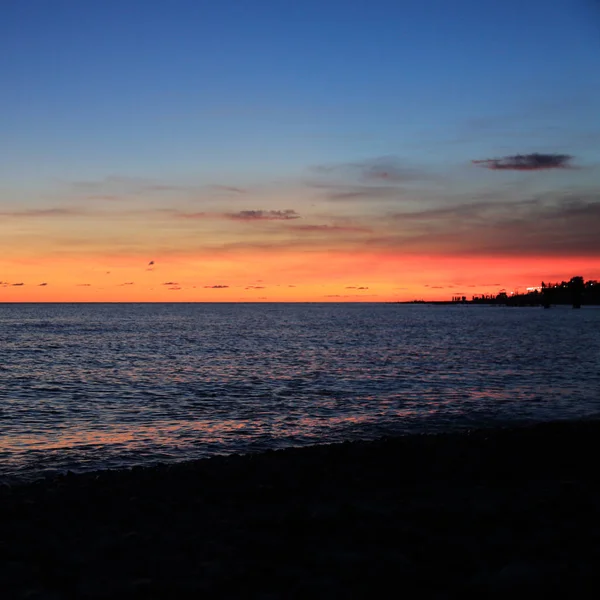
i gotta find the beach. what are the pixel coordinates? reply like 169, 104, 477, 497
2, 419, 600, 598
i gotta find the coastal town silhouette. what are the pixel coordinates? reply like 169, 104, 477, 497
448, 276, 599, 308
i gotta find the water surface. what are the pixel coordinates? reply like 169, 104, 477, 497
1, 303, 599, 481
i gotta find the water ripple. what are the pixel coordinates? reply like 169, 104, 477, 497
1, 303, 599, 481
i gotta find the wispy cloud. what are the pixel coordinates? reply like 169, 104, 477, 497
69, 176, 249, 197
209, 185, 247, 194
382, 192, 600, 256
204, 284, 229, 288
12, 282, 24, 286
312, 156, 433, 184
227, 210, 300, 221
162, 281, 179, 286
315, 185, 403, 201
38, 283, 48, 286
178, 212, 207, 219
472, 153, 574, 171
308, 156, 440, 203
290, 224, 371, 233
0, 208, 86, 218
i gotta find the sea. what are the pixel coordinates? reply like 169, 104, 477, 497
1, 303, 599, 482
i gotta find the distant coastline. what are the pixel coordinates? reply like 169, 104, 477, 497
402, 276, 599, 307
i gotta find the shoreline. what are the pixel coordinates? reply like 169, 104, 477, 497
2, 419, 600, 597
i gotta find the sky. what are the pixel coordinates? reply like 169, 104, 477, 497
1, 0, 599, 302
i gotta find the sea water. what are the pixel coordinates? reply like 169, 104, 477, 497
1, 303, 599, 481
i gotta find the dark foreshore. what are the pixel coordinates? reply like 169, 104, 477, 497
2, 420, 600, 599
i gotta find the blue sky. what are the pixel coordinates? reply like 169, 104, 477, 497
2, 0, 598, 184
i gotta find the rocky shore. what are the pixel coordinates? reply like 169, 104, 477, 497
2, 419, 600, 598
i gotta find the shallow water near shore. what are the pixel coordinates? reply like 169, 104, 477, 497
1, 302, 599, 481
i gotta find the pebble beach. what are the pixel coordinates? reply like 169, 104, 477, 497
2, 419, 600, 598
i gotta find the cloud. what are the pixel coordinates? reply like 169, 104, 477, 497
383, 192, 600, 257
162, 282, 179, 286
204, 285, 229, 288
168, 287, 181, 291
290, 224, 371, 233
69, 176, 250, 198
472, 153, 573, 171
85, 195, 122, 201
209, 185, 247, 194
308, 156, 442, 203
227, 210, 300, 221
0, 208, 85, 218
312, 156, 432, 184
70, 176, 189, 194
77, 284, 91, 287
245, 285, 265, 289
322, 186, 403, 201
345, 286, 369, 290
148, 260, 154, 266
38, 283, 48, 286
119, 282, 134, 286
178, 212, 206, 219
12, 282, 24, 286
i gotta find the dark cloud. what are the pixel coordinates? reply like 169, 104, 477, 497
168, 286, 181, 291
472, 153, 573, 171
38, 283, 48, 286
204, 285, 229, 289
228, 210, 300, 221
148, 260, 154, 266
345, 286, 369, 290
12, 282, 24, 286
245, 285, 265, 289
119, 282, 134, 286
162, 282, 179, 286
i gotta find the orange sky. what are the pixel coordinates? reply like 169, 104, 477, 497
2, 159, 599, 302
2, 246, 599, 303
